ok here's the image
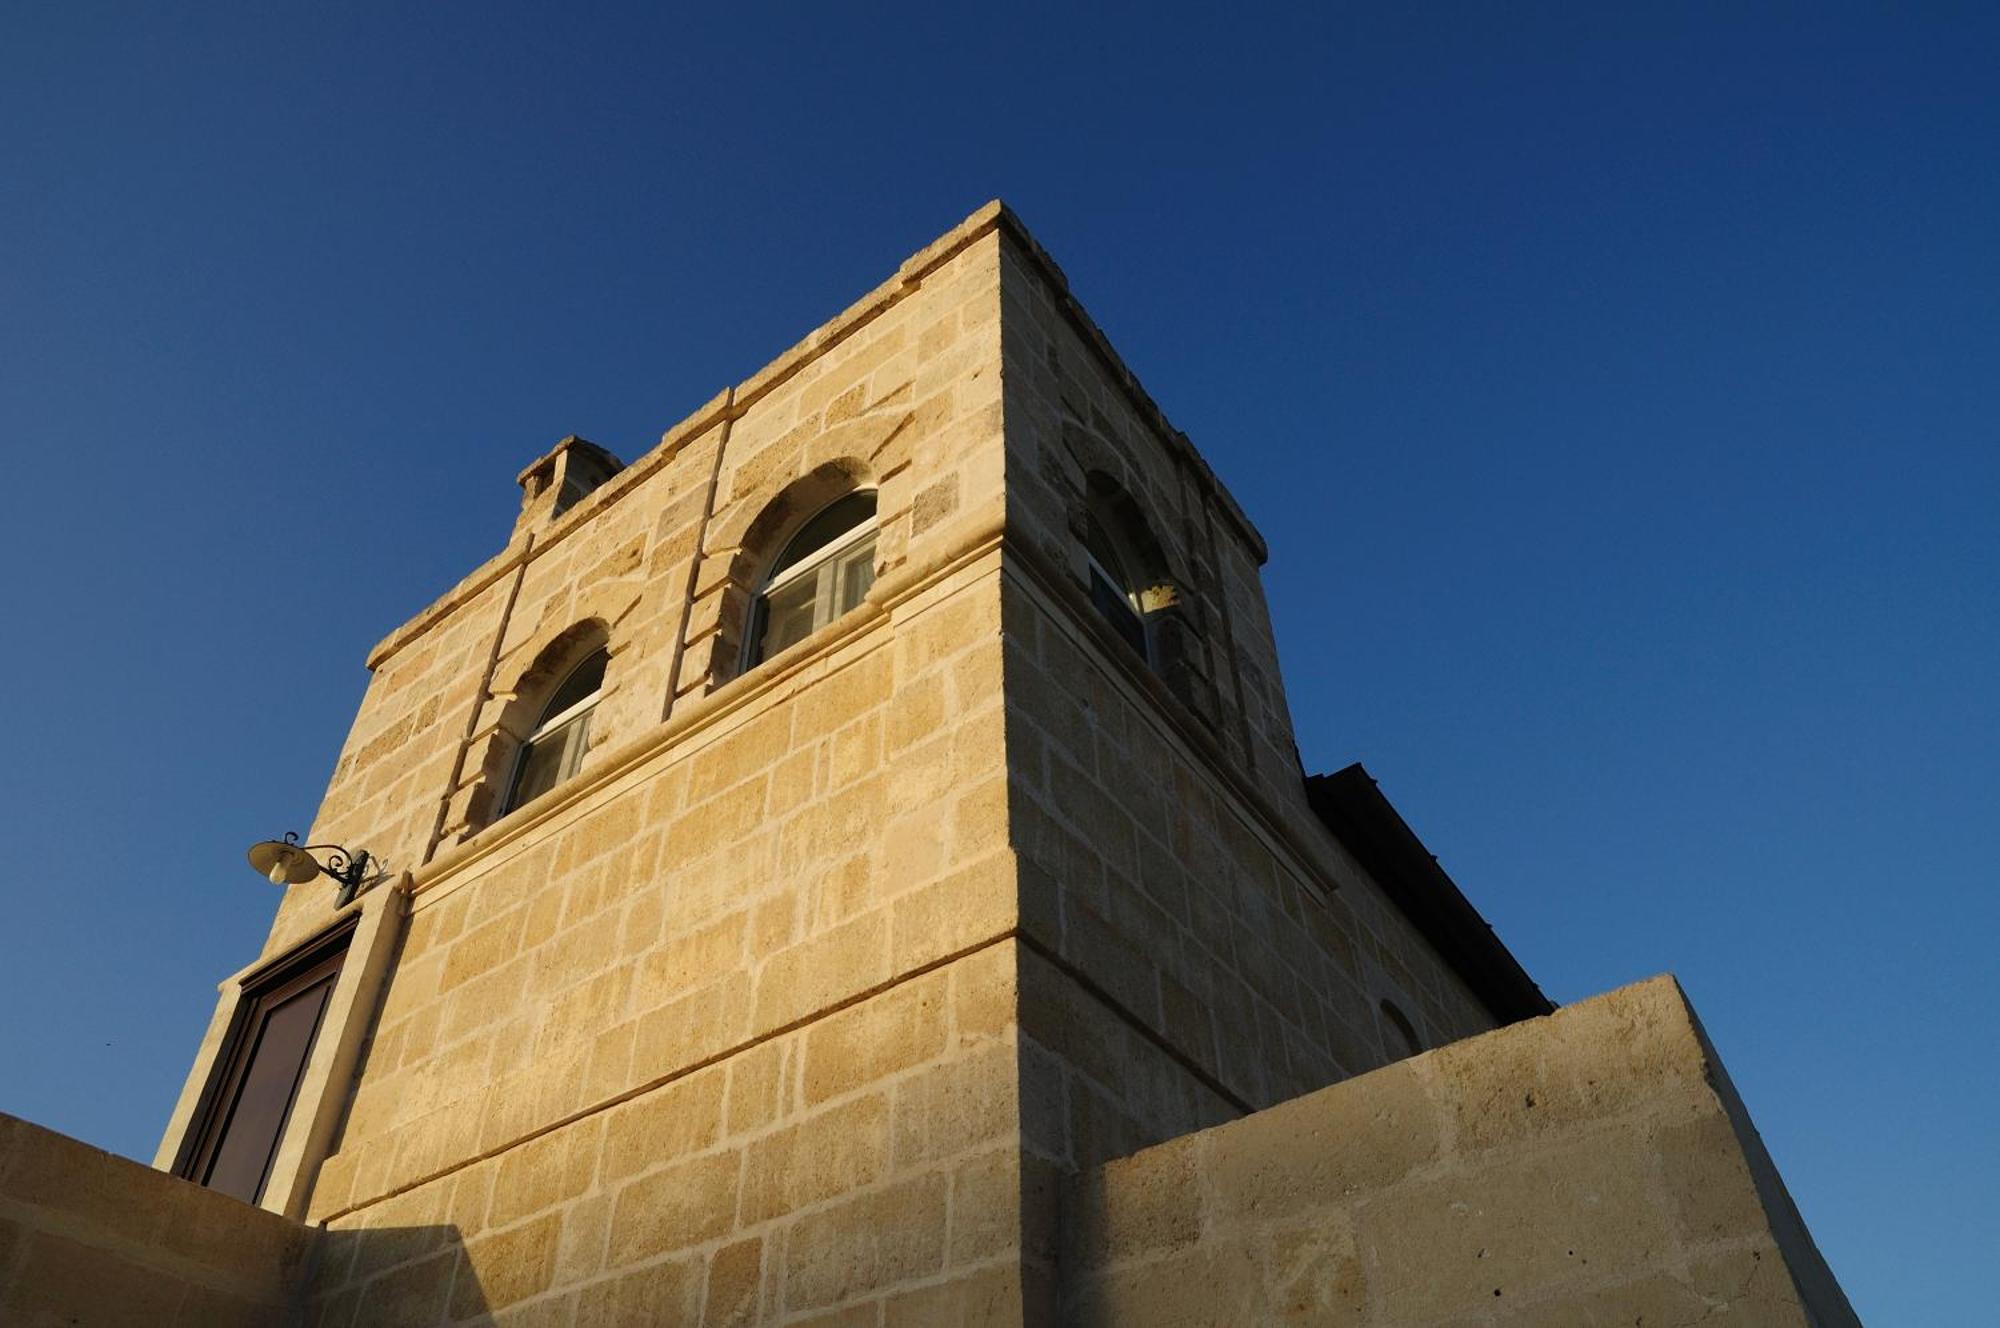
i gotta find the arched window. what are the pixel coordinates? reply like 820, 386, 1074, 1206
1083, 506, 1149, 662
1379, 999, 1424, 1060
503, 646, 608, 812
746, 491, 878, 667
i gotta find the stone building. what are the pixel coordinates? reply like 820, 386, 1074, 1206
0, 203, 1856, 1325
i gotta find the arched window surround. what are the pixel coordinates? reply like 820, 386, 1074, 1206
1074, 469, 1186, 671
742, 489, 880, 672
1378, 998, 1426, 1061
501, 644, 609, 814
699, 456, 881, 689
462, 619, 618, 833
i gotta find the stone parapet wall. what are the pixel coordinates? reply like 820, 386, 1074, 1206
1058, 975, 1858, 1327
0, 1113, 312, 1326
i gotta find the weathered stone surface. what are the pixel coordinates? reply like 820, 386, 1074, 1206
783, 1173, 949, 1313
96, 205, 1850, 1328
605, 1150, 739, 1268
0, 1114, 310, 1325
1059, 978, 1856, 1327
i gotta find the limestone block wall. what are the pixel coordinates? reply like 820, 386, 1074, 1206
259, 213, 1007, 963
993, 225, 1503, 1178
0, 1113, 312, 1326
251, 209, 1043, 1323
1059, 976, 1858, 1327
163, 201, 1569, 1322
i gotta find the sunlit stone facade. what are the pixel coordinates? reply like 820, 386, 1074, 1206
85, 203, 1854, 1326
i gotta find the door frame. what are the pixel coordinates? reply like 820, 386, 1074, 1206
157, 878, 407, 1219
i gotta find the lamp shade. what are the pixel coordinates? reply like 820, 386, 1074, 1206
247, 839, 321, 886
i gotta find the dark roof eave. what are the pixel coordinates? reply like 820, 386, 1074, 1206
1306, 764, 1554, 1025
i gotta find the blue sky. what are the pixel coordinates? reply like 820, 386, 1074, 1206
2, 4, 1992, 1320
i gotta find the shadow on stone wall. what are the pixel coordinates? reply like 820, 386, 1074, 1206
0, 1112, 312, 1326
0, 1114, 503, 1327
302, 1223, 491, 1327
1058, 976, 1859, 1327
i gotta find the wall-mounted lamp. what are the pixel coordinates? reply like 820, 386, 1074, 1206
246, 832, 373, 907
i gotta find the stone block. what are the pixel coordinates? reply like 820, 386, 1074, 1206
882, 1262, 1026, 1328
354, 1247, 460, 1328
687, 708, 794, 805
1424, 976, 1711, 1156
668, 774, 771, 860
1, 1231, 185, 1326
888, 852, 1017, 972
555, 795, 644, 874
1682, 1244, 1813, 1327
573, 1254, 703, 1327
1655, 1111, 1771, 1246
488, 1129, 576, 1229
1202, 1058, 1439, 1225
739, 1093, 890, 1224
171, 1281, 283, 1328
831, 711, 884, 789
1067, 1131, 1203, 1270
633, 909, 749, 1011
782, 1173, 948, 1313
948, 941, 1016, 1046
892, 1042, 1018, 1168
751, 912, 890, 1037
885, 672, 947, 753
1064, 1239, 1266, 1328
784, 1302, 881, 1328
947, 1147, 1023, 1266
702, 1236, 764, 1327
444, 1163, 497, 1244
600, 1066, 726, 1183
606, 1150, 741, 1269
1355, 1122, 1674, 1321
724, 1038, 788, 1138
441, 906, 528, 993
1260, 1214, 1365, 1327
632, 973, 753, 1083
802, 972, 949, 1105
553, 1192, 612, 1287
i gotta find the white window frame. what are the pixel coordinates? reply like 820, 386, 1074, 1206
746, 507, 878, 669
502, 662, 604, 813
1084, 543, 1150, 664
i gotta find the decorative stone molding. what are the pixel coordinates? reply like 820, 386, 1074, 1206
695, 447, 890, 690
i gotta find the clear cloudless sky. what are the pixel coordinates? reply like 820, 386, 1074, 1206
2, 4, 1992, 1320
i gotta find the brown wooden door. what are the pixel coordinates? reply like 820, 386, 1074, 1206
177, 922, 351, 1204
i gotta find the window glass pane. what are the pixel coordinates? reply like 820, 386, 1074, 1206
834, 535, 877, 617
541, 648, 608, 722
769, 492, 878, 579
1090, 566, 1148, 658
200, 973, 338, 1203
511, 710, 587, 809
558, 710, 593, 781
759, 573, 822, 661
1083, 512, 1131, 590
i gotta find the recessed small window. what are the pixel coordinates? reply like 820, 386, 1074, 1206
747, 491, 878, 667
1083, 509, 1148, 661
1380, 1000, 1424, 1059
505, 646, 608, 811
